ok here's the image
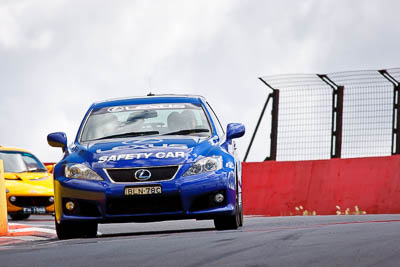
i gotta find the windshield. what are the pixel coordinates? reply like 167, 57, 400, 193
80, 103, 212, 142
0, 151, 47, 173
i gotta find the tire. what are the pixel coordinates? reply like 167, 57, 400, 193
82, 222, 98, 238
214, 202, 241, 230
56, 220, 98, 240
214, 181, 242, 230
239, 201, 244, 227
9, 213, 30, 221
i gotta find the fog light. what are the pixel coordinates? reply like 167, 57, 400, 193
214, 193, 224, 203
65, 201, 75, 211
49, 196, 54, 203
9, 196, 16, 202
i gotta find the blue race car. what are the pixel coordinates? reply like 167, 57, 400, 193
47, 94, 245, 239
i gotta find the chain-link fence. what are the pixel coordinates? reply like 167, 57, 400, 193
244, 68, 400, 162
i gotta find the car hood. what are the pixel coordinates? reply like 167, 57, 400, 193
77, 136, 220, 169
4, 172, 54, 195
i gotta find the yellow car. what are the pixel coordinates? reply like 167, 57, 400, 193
0, 146, 54, 220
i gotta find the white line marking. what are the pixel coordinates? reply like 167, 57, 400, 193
10, 228, 56, 234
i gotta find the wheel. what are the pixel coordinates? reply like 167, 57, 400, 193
214, 200, 241, 230
9, 213, 30, 221
56, 219, 98, 240
82, 222, 98, 238
239, 201, 244, 227
214, 179, 243, 230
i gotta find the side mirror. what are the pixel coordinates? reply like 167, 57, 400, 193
226, 123, 245, 140
47, 132, 67, 151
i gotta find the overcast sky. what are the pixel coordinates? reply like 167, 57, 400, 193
1, 0, 399, 162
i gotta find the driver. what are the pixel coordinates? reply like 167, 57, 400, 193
167, 111, 181, 132
181, 109, 197, 130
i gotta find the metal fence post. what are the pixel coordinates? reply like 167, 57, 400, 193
244, 78, 280, 162
243, 94, 272, 162
266, 89, 279, 161
394, 84, 400, 154
317, 74, 344, 158
378, 70, 400, 154
332, 86, 344, 158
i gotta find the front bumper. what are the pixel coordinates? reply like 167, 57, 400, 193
7, 196, 55, 214
55, 169, 236, 223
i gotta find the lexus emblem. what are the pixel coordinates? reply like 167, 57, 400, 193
134, 169, 152, 181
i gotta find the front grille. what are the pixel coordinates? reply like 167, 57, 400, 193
106, 166, 179, 183
11, 196, 53, 207
106, 195, 182, 215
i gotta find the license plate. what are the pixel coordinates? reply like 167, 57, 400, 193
124, 185, 162, 196
22, 206, 46, 214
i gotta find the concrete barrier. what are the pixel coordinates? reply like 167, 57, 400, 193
242, 156, 400, 216
0, 160, 8, 235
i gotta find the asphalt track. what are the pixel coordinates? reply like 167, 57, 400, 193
1, 214, 400, 267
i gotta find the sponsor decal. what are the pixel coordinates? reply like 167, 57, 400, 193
95, 139, 188, 153
107, 106, 125, 113
123, 139, 163, 145
107, 104, 187, 113
92, 103, 202, 115
98, 151, 185, 163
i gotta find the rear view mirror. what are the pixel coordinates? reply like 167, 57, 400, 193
127, 110, 158, 122
47, 132, 67, 152
226, 123, 245, 140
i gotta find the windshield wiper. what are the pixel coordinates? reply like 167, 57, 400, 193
163, 129, 210, 136
93, 131, 160, 140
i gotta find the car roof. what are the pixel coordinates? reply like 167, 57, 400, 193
92, 94, 206, 109
0, 146, 30, 153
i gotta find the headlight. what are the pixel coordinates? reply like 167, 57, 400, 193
64, 164, 103, 181
183, 156, 223, 177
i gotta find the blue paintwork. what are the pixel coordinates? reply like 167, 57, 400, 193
47, 132, 68, 151
227, 123, 245, 140
49, 95, 245, 224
